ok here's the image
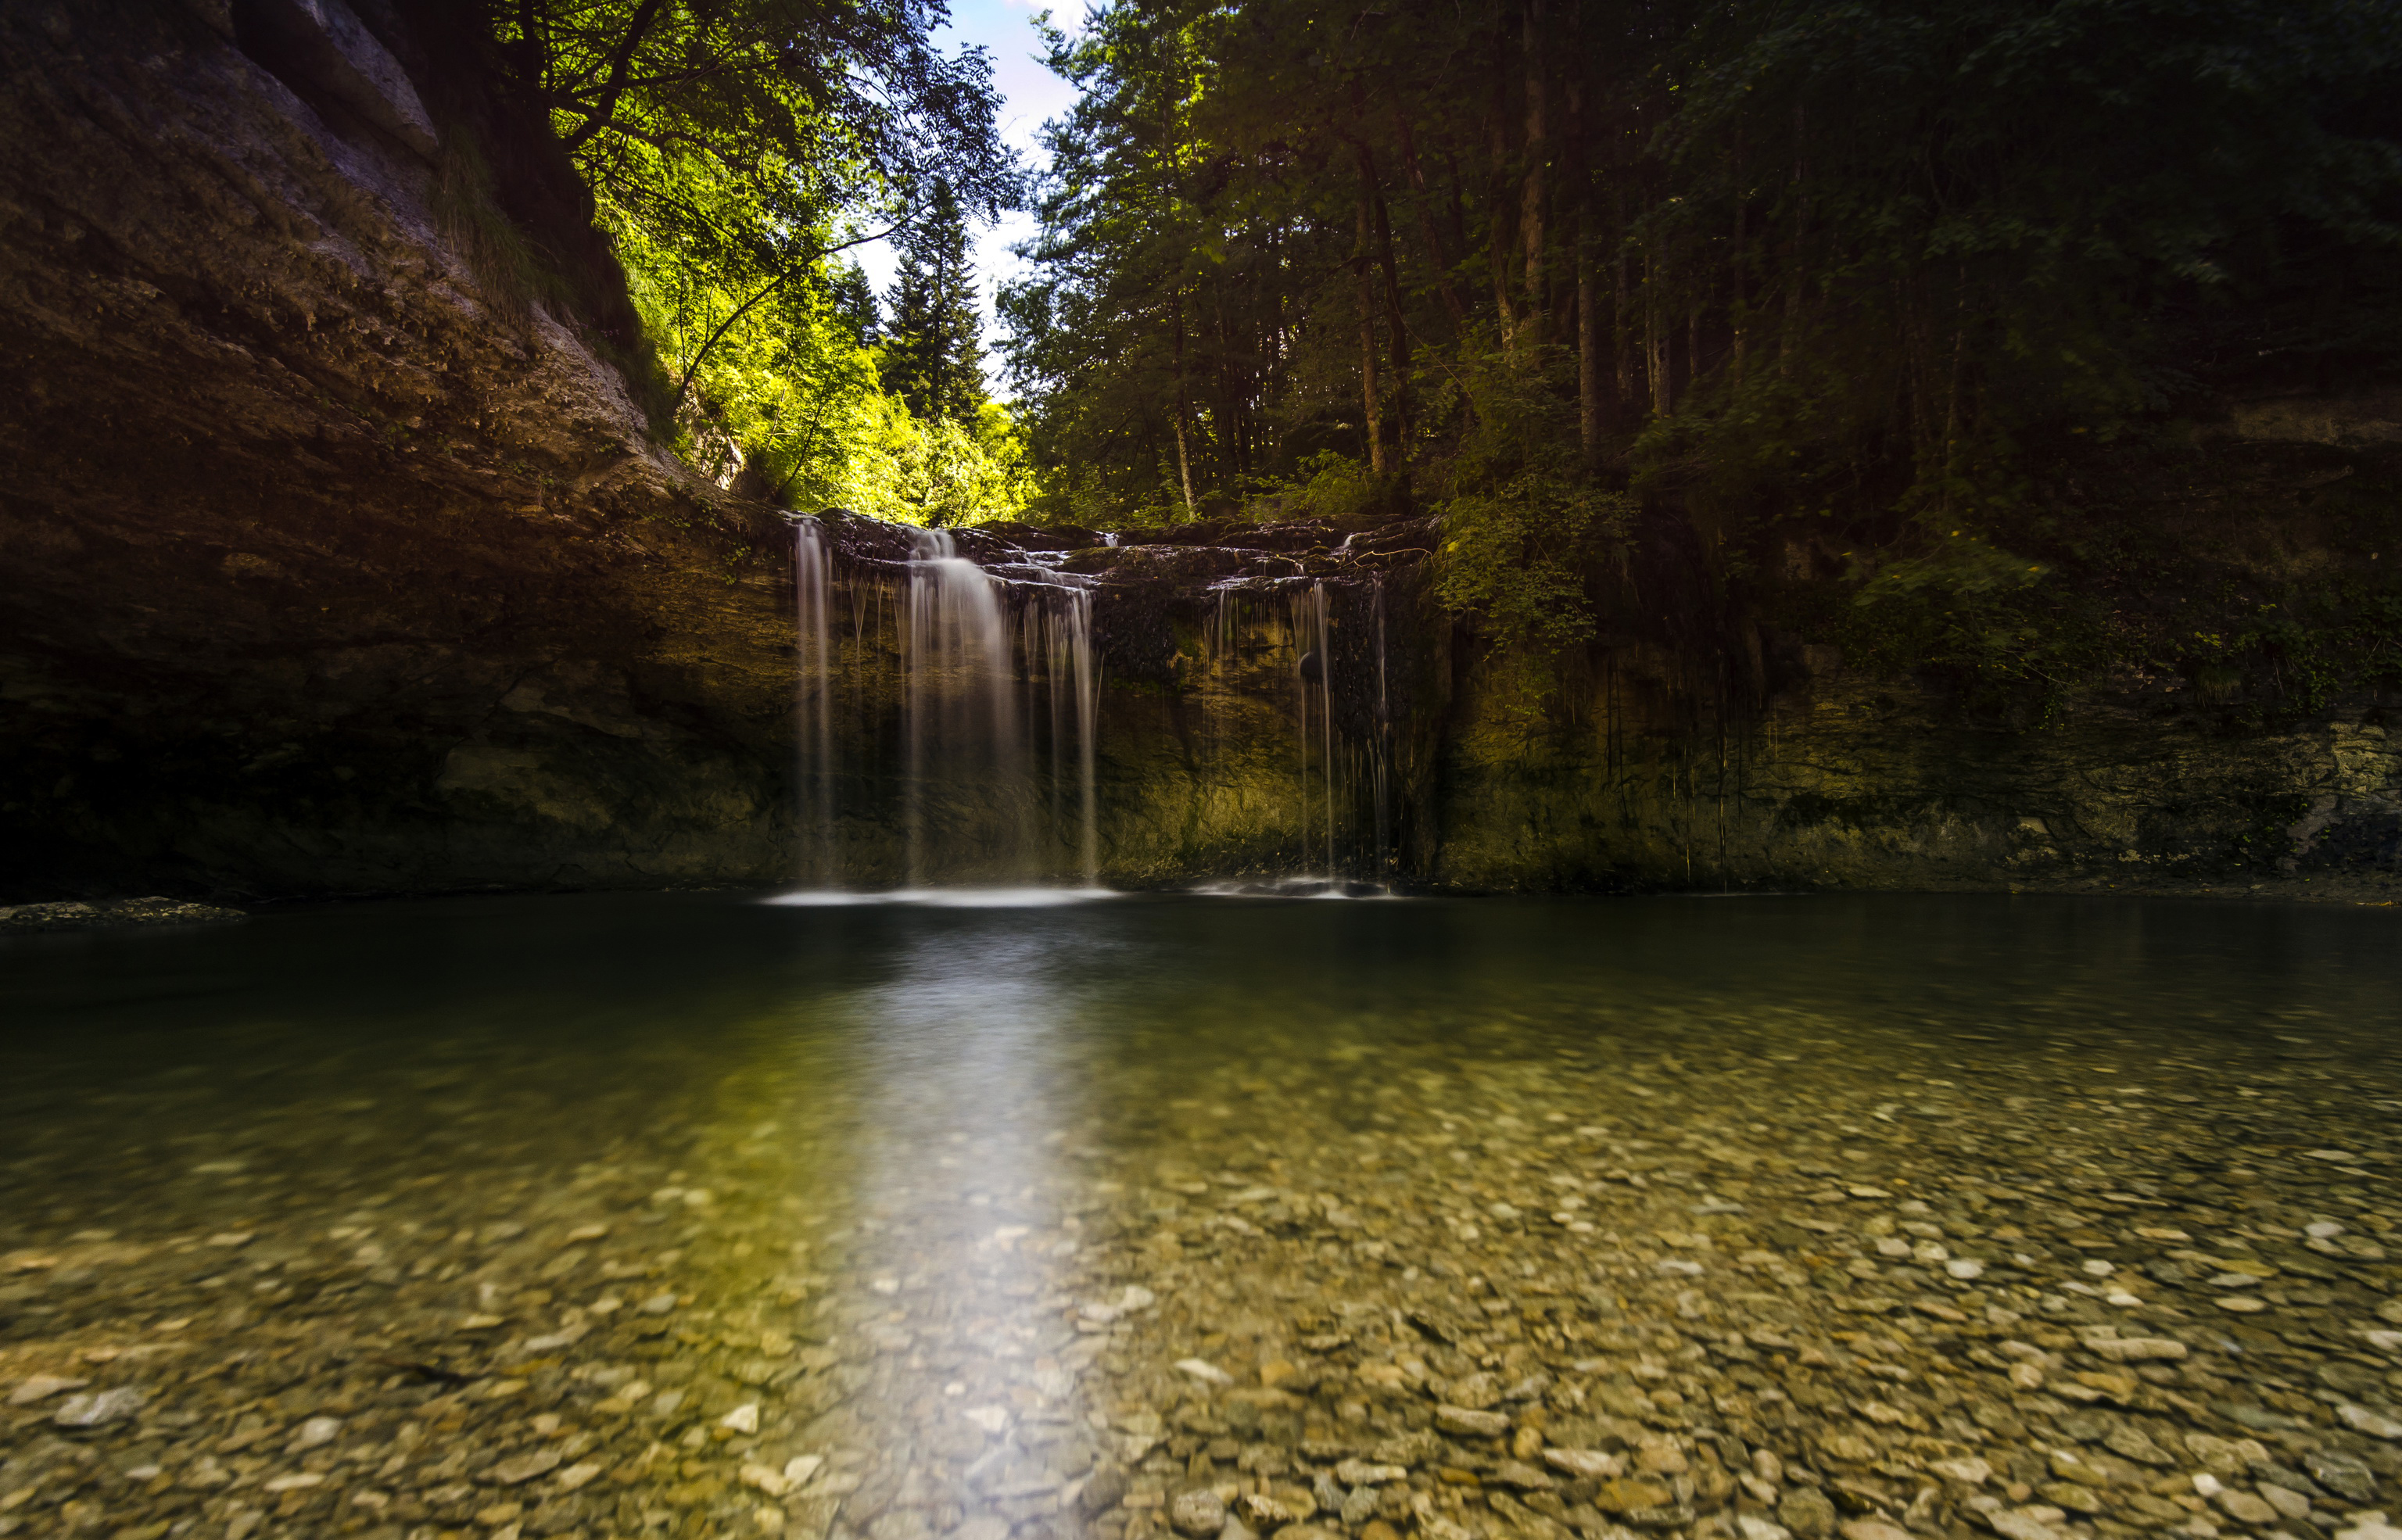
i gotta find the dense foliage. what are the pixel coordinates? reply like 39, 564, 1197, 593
998, 0, 2402, 668
478, 0, 1030, 521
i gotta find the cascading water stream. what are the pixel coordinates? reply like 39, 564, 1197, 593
1192, 576, 1399, 897
785, 520, 1105, 898
902, 528, 1026, 886
1029, 589, 1101, 886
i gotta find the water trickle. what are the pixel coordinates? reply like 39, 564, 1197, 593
794, 518, 836, 884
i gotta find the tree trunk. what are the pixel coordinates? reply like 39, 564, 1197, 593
1613, 182, 1633, 406
1487, 5, 1519, 346
1355, 142, 1411, 457
1395, 110, 1471, 338
1568, 73, 1599, 456
1172, 292, 1197, 514
1780, 103, 1808, 376
1519, 0, 1547, 348
1356, 197, 1385, 474
1730, 127, 1747, 386
1579, 201, 1601, 457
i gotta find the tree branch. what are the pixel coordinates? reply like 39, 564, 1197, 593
671, 225, 908, 418
559, 0, 674, 154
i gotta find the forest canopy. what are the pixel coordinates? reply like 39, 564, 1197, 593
468, 0, 1031, 520
995, 0, 2402, 657
457, 0, 2402, 691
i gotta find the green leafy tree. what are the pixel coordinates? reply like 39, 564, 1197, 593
457, 0, 1035, 525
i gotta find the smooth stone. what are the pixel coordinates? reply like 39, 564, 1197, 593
9, 1374, 90, 1406
52, 1387, 143, 1427
2214, 1488, 2279, 1525
1078, 1467, 1132, 1516
1543, 1448, 1623, 1479
2346, 1404, 2402, 1439
486, 1449, 562, 1484
1987, 1511, 2069, 1540
2306, 1449, 2376, 1502
1434, 1404, 1510, 1438
289, 1415, 341, 1450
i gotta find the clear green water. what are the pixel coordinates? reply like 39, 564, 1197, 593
4, 894, 2400, 1540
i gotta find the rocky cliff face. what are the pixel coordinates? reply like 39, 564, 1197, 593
3, 0, 2396, 903
1, 0, 800, 898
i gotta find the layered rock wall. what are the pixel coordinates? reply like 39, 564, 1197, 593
1, 0, 800, 897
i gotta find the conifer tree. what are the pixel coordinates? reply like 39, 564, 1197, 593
881, 180, 988, 422
826, 260, 881, 349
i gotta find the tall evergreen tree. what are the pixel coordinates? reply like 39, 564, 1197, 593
827, 259, 881, 348
881, 180, 988, 422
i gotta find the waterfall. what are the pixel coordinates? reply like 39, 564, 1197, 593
787, 520, 1105, 897
902, 528, 1026, 885
1030, 589, 1101, 886
795, 518, 836, 884
1292, 582, 1337, 879
1190, 577, 1398, 898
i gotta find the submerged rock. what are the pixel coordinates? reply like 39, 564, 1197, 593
0, 897, 245, 932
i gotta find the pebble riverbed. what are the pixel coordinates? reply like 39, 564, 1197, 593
5, 893, 2401, 1540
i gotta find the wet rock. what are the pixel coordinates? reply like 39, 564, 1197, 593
1986, 1510, 2070, 1540
1544, 1449, 1624, 1479
52, 1387, 143, 1427
486, 1449, 563, 1485
2346, 1405, 2402, 1439
2215, 1487, 2280, 1524
1081, 1467, 1132, 1516
1601, 1478, 1677, 1516
9, 1373, 90, 1406
0, 897, 245, 931
289, 1415, 341, 1450
1778, 1486, 1838, 1539
1435, 1405, 1511, 1438
1173, 1488, 1230, 1536
1235, 1492, 1296, 1529
2307, 1449, 2377, 1502
1371, 1431, 1444, 1468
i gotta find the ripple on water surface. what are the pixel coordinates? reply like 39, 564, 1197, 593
3, 893, 2400, 1540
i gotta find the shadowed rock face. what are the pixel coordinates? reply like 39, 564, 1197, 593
0, 0, 801, 897
2, 2, 2397, 902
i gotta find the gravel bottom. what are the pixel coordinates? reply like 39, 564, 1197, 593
5, 899, 2400, 1540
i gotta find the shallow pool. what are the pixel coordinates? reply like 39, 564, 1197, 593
3, 893, 2399, 1540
